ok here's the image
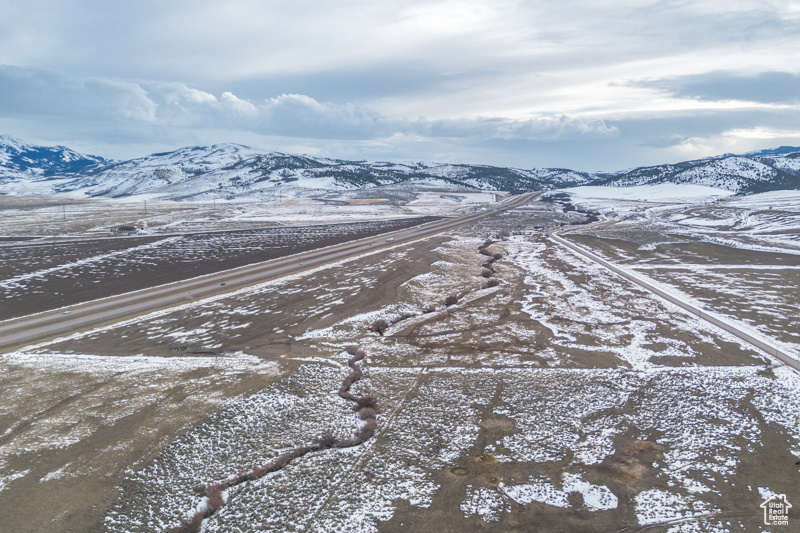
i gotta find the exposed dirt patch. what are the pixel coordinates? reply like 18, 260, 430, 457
0, 363, 282, 533
44, 237, 449, 358
0, 217, 439, 320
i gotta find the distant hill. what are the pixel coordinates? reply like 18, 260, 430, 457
591, 152, 800, 194
30, 143, 592, 200
0, 135, 108, 180
1, 135, 799, 200
744, 146, 800, 157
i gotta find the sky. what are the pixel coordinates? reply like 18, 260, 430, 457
1, 0, 800, 171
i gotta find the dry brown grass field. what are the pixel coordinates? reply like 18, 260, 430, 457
1, 194, 798, 532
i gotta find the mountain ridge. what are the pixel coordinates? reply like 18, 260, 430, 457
1, 135, 799, 200
0, 134, 108, 179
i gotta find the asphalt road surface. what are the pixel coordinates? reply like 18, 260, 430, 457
0, 192, 540, 352
550, 231, 800, 373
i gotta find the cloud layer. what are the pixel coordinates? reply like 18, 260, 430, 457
2, 0, 800, 169
632, 71, 800, 105
0, 65, 617, 156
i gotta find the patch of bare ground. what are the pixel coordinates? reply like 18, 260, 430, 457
42, 237, 450, 358
6, 207, 800, 532
346, 198, 389, 205
0, 217, 439, 320
381, 384, 520, 533
381, 381, 638, 533
0, 361, 283, 533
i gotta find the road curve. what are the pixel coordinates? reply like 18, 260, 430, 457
0, 192, 540, 352
549, 231, 800, 372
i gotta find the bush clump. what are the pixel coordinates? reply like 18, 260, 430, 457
370, 319, 388, 335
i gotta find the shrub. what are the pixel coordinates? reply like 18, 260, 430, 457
353, 395, 377, 410
205, 485, 224, 514
357, 406, 377, 420
393, 312, 415, 324
485, 279, 500, 288
422, 304, 437, 313
175, 513, 203, 533
317, 429, 338, 448
370, 319, 388, 335
445, 295, 459, 306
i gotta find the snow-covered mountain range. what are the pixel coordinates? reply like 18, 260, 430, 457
0, 135, 107, 179
1, 134, 799, 200
592, 153, 800, 194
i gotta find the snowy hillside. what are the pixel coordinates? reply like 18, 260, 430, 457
48, 144, 590, 200
596, 152, 800, 194
1, 134, 800, 200
0, 135, 107, 180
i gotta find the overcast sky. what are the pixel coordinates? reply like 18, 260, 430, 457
2, 0, 800, 170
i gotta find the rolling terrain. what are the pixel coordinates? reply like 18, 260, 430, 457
2, 193, 798, 532
2, 135, 800, 202
1, 136, 799, 532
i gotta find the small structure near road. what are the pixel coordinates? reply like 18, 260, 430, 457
112, 226, 139, 235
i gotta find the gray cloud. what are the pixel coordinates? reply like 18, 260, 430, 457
421, 116, 618, 141
211, 62, 498, 105
0, 66, 616, 145
0, 65, 156, 120
632, 71, 800, 104
2, 1, 800, 170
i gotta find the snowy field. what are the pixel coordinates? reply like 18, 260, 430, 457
0, 190, 496, 238
1, 193, 798, 532
99, 228, 800, 531
561, 183, 734, 206
0, 217, 436, 320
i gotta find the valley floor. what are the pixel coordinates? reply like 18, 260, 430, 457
1, 195, 799, 532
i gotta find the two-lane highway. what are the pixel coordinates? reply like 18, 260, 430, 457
549, 231, 800, 372
0, 192, 540, 351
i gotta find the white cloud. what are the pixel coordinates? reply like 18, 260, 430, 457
667, 127, 800, 161
220, 92, 258, 116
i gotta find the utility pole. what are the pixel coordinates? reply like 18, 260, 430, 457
144, 200, 147, 214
